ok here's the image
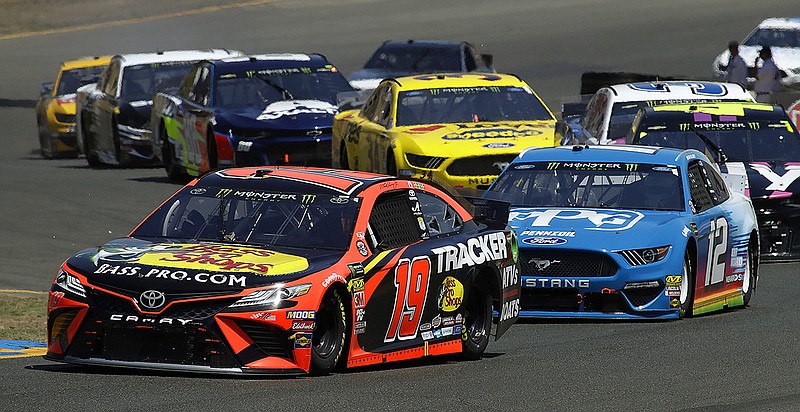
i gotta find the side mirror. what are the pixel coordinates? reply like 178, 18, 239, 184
480, 53, 494, 70
40, 81, 54, 97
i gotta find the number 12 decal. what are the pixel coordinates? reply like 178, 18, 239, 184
705, 217, 728, 286
384, 256, 431, 343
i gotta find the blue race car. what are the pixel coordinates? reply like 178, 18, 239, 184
486, 145, 759, 319
150, 53, 354, 181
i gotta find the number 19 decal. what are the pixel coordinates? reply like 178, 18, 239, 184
384, 256, 431, 343
705, 217, 729, 286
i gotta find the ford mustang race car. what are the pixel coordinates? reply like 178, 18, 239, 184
713, 18, 800, 88
332, 73, 558, 190
150, 53, 354, 182
627, 101, 800, 261
77, 49, 242, 167
486, 145, 759, 319
36, 55, 111, 158
348, 39, 495, 91
561, 81, 754, 146
45, 167, 520, 375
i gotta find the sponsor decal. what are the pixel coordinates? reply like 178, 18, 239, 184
330, 196, 349, 204
520, 230, 575, 237
522, 237, 568, 245
109, 314, 194, 326
455, 313, 462, 323
431, 314, 442, 328
431, 232, 507, 272
442, 316, 455, 326
726, 273, 744, 283
670, 298, 680, 308
750, 163, 800, 192
409, 181, 425, 190
528, 258, 561, 272
292, 321, 315, 331
420, 322, 432, 331
454, 324, 463, 335
354, 321, 366, 334
483, 142, 515, 149
355, 308, 365, 322
322, 273, 345, 288
499, 299, 520, 322
421, 331, 434, 340
348, 277, 365, 293
286, 310, 315, 320
665, 275, 682, 297
94, 264, 248, 287
294, 332, 313, 348
48, 291, 65, 309
682, 227, 691, 237
510, 209, 644, 231
442, 127, 542, 140
433, 329, 442, 339
356, 240, 369, 257
437, 277, 464, 312
525, 278, 590, 288
138, 290, 166, 310
441, 326, 454, 336
502, 264, 519, 290
353, 291, 365, 308
257, 100, 338, 121
190, 188, 207, 195
731, 256, 745, 267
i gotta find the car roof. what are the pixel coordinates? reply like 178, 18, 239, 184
388, 72, 526, 91
643, 101, 785, 121
210, 53, 333, 72
115, 49, 242, 68
378, 39, 466, 49
602, 81, 752, 103
194, 166, 392, 196
757, 18, 800, 30
60, 55, 113, 70
515, 144, 704, 165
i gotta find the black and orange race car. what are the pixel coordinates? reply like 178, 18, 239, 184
45, 167, 520, 375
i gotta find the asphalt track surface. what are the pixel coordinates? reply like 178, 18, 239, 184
1, 1, 799, 410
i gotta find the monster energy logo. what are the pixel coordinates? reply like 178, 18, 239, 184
547, 162, 560, 170
301, 194, 317, 204
679, 123, 691, 131
489, 86, 501, 93
430, 89, 441, 95
300, 67, 312, 74
626, 164, 638, 172
216, 188, 233, 198
245, 70, 256, 78
748, 122, 760, 130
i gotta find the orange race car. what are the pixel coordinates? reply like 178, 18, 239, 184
46, 167, 521, 375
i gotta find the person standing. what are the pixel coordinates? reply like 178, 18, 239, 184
754, 46, 780, 103
725, 40, 747, 88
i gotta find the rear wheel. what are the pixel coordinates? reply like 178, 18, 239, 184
386, 150, 397, 176
82, 114, 101, 168
37, 115, 54, 159
461, 281, 492, 359
112, 117, 123, 166
679, 252, 694, 318
743, 241, 757, 306
161, 125, 187, 183
311, 289, 347, 375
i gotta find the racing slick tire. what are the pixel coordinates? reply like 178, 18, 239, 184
679, 252, 695, 318
743, 241, 757, 306
386, 150, 397, 176
340, 144, 350, 170
162, 125, 188, 183
82, 114, 101, 168
311, 288, 347, 375
207, 128, 218, 170
112, 117, 124, 166
460, 280, 492, 360
37, 116, 54, 159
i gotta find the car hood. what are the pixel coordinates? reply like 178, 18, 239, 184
509, 207, 688, 251
740, 161, 800, 200
394, 121, 558, 155
65, 238, 343, 294
215, 99, 337, 131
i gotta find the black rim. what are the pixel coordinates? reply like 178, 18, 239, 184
313, 294, 343, 358
465, 289, 489, 344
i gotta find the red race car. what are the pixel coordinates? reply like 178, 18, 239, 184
46, 167, 520, 375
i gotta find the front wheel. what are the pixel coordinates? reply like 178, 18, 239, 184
82, 115, 101, 168
38, 116, 54, 159
162, 126, 187, 183
311, 289, 347, 375
461, 282, 492, 359
679, 252, 694, 318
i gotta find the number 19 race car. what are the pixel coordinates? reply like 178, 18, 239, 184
46, 167, 520, 375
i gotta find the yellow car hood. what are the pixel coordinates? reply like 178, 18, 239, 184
395, 120, 557, 155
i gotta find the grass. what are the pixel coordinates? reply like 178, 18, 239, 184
0, 291, 48, 341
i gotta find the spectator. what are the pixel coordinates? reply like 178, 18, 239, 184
754, 46, 780, 103
725, 40, 747, 88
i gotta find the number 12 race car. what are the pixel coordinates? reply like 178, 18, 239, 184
46, 167, 520, 375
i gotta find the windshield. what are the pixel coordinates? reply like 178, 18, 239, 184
214, 67, 353, 108
120, 62, 197, 101
131, 187, 360, 251
364, 45, 462, 72
489, 162, 684, 211
57, 66, 106, 95
743, 28, 800, 48
396, 86, 552, 126
634, 120, 800, 163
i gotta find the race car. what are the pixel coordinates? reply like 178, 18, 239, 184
332, 73, 558, 190
36, 55, 111, 158
348, 39, 495, 91
486, 145, 759, 319
626, 101, 800, 261
150, 53, 354, 182
77, 49, 242, 167
712, 18, 800, 87
45, 167, 521, 375
561, 81, 754, 146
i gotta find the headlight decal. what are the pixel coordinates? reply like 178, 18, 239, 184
618, 246, 670, 266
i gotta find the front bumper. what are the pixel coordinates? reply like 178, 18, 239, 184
400, 152, 520, 190
755, 198, 800, 261
231, 134, 332, 168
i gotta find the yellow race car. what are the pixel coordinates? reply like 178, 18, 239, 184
332, 73, 557, 189
36, 55, 111, 158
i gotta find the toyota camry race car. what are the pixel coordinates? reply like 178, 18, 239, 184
150, 53, 354, 182
333, 73, 558, 189
45, 167, 520, 375
486, 145, 759, 319
627, 101, 800, 260
36, 55, 111, 158
77, 49, 242, 167
713, 18, 800, 88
